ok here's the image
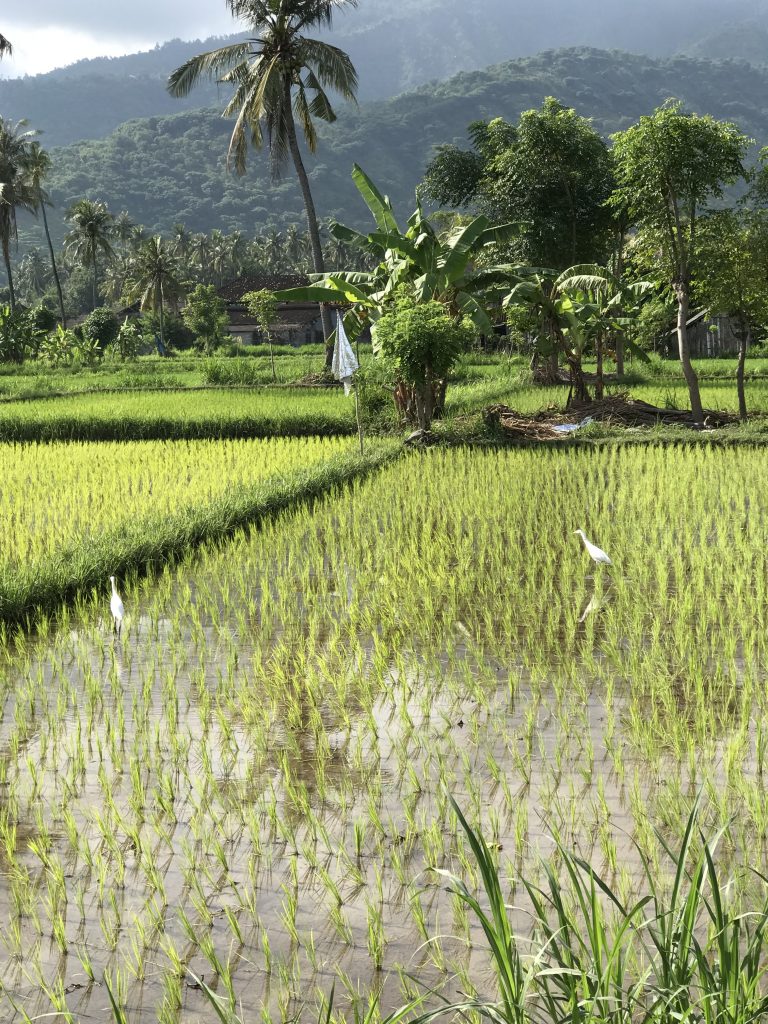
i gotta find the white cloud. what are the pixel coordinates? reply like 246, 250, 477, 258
0, 3, 236, 76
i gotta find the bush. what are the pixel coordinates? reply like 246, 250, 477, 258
81, 307, 119, 351
376, 296, 475, 428
203, 358, 265, 386
143, 311, 195, 352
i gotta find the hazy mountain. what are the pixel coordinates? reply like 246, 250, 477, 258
14, 46, 768, 254
2, 0, 768, 148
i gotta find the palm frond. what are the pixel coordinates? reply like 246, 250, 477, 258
302, 70, 336, 124
299, 38, 358, 101
293, 82, 319, 152
167, 41, 252, 97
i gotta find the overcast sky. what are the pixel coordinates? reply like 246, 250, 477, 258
1, 1, 237, 76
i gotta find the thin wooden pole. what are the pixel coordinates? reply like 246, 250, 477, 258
354, 380, 364, 455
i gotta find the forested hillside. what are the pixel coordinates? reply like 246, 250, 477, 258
13, 46, 768, 250
1, 0, 768, 148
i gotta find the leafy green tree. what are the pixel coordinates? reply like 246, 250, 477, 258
124, 236, 185, 349
81, 306, 119, 352
421, 98, 615, 270
695, 209, 768, 420
611, 102, 749, 422
243, 288, 278, 378
27, 141, 66, 325
64, 198, 116, 311
168, 0, 360, 364
181, 283, 229, 353
376, 295, 474, 430
0, 118, 37, 310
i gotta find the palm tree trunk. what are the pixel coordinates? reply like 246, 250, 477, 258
40, 199, 65, 326
2, 236, 16, 311
92, 259, 98, 311
283, 79, 333, 368
159, 295, 165, 349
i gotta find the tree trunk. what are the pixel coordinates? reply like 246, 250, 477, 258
2, 237, 15, 311
737, 317, 750, 422
548, 348, 558, 380
595, 333, 604, 400
41, 199, 65, 327
565, 354, 591, 406
422, 364, 434, 430
159, 296, 165, 349
615, 334, 625, 377
674, 281, 704, 423
432, 378, 448, 418
92, 260, 98, 311
283, 79, 333, 368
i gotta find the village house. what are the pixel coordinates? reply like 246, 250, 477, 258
217, 274, 324, 346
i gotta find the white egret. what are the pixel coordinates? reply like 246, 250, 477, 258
574, 529, 612, 565
109, 575, 124, 635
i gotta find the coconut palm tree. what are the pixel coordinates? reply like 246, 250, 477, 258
0, 35, 11, 59
123, 236, 184, 348
16, 248, 52, 303
27, 142, 66, 325
64, 198, 116, 310
113, 211, 136, 251
0, 118, 37, 310
168, 0, 359, 366
170, 222, 192, 261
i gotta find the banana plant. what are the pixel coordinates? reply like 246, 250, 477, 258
275, 163, 525, 346
556, 265, 653, 397
504, 265, 653, 404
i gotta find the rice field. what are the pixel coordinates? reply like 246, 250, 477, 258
2, 444, 768, 1022
0, 437, 350, 571
0, 389, 356, 441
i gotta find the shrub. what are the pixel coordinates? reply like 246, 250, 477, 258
81, 307, 119, 351
375, 296, 475, 428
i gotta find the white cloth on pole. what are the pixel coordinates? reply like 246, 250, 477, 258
332, 314, 359, 396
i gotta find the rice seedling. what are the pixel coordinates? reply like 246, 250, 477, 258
0, 436, 397, 624
0, 388, 356, 441
2, 444, 768, 1021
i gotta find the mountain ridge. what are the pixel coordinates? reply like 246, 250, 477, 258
3, 1, 768, 148
13, 45, 768, 252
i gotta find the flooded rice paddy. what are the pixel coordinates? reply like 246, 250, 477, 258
2, 445, 768, 1021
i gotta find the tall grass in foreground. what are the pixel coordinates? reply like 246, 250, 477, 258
409, 796, 768, 1024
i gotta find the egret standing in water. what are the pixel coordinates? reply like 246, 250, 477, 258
109, 576, 124, 635
574, 529, 612, 566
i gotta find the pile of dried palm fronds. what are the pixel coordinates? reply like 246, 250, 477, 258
566, 393, 737, 428
486, 392, 738, 442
